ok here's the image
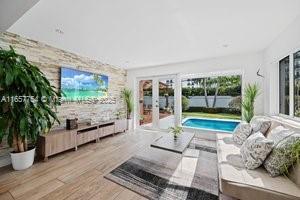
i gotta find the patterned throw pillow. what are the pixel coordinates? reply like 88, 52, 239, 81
232, 122, 252, 145
264, 132, 300, 177
240, 132, 274, 169
250, 117, 271, 135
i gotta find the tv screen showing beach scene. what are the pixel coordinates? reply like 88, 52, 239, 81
61, 67, 108, 100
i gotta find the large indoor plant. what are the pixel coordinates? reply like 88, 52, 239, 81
0, 46, 60, 170
121, 88, 133, 130
242, 83, 260, 123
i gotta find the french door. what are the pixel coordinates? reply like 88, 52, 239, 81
137, 75, 177, 130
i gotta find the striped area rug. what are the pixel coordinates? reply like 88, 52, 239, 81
105, 146, 218, 200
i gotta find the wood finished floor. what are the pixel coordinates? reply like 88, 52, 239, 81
0, 130, 169, 200
0, 130, 218, 200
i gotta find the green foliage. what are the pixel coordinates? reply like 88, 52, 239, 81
228, 96, 242, 110
168, 126, 183, 138
182, 96, 189, 111
0, 46, 60, 152
182, 86, 241, 97
121, 88, 133, 119
242, 83, 260, 123
185, 107, 241, 115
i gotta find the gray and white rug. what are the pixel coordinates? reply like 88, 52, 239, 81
105, 143, 218, 200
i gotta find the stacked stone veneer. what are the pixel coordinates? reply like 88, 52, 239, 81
0, 32, 127, 166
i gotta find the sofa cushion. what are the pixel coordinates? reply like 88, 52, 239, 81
240, 132, 273, 169
264, 132, 300, 177
232, 122, 252, 145
266, 125, 292, 142
217, 133, 300, 200
250, 117, 271, 135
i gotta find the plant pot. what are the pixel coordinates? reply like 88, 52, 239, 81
10, 147, 35, 170
127, 118, 133, 131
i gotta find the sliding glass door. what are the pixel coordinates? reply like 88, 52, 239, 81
138, 75, 176, 130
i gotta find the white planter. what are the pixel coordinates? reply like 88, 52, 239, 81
10, 148, 35, 170
127, 119, 133, 131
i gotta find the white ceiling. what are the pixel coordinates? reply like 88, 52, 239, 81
7, 0, 300, 69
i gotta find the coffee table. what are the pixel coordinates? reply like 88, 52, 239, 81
150, 132, 195, 154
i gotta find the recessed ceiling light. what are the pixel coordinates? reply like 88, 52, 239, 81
55, 28, 64, 34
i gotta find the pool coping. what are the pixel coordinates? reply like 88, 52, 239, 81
181, 117, 241, 133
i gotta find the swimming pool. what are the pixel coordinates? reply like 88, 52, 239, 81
182, 118, 240, 132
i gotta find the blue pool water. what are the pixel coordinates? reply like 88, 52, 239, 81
182, 118, 240, 132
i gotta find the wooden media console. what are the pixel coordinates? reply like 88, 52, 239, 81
37, 119, 127, 161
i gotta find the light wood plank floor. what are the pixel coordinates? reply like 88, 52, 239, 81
0, 130, 168, 200
0, 129, 217, 200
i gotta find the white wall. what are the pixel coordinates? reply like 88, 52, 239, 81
263, 14, 300, 115
127, 52, 264, 127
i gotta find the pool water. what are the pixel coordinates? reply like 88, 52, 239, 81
182, 118, 240, 132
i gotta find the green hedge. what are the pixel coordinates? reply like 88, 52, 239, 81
182, 86, 241, 96
185, 106, 241, 115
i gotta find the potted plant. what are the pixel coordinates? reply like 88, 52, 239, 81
139, 115, 144, 125
169, 126, 183, 140
121, 88, 133, 130
0, 46, 60, 170
242, 83, 260, 123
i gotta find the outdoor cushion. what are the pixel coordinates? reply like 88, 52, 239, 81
250, 117, 271, 135
264, 131, 300, 177
216, 133, 300, 200
240, 132, 273, 169
232, 122, 252, 145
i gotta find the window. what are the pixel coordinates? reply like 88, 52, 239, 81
279, 50, 300, 118
294, 51, 300, 117
279, 56, 289, 115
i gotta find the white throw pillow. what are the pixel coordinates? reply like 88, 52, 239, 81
232, 122, 252, 145
240, 132, 274, 169
250, 117, 271, 135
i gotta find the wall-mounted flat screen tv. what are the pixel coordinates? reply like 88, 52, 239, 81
60, 67, 108, 100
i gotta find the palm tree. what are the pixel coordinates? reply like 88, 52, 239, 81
93, 74, 104, 91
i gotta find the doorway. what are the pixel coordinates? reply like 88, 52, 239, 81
137, 75, 177, 130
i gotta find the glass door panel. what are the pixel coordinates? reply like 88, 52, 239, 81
158, 78, 175, 129
138, 75, 177, 130
139, 80, 153, 127
294, 51, 300, 117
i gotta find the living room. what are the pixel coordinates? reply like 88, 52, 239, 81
0, 1, 300, 200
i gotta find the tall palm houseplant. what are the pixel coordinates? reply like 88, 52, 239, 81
121, 88, 133, 119
242, 83, 260, 123
0, 46, 60, 170
121, 88, 133, 130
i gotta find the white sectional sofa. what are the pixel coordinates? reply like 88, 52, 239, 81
216, 116, 300, 200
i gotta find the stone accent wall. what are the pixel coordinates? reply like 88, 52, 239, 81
0, 32, 127, 167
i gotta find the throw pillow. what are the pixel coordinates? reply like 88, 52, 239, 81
240, 132, 274, 169
267, 125, 293, 144
232, 122, 252, 145
250, 117, 271, 135
264, 132, 300, 177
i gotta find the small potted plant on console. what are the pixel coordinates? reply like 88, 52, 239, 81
0, 47, 60, 170
169, 126, 183, 140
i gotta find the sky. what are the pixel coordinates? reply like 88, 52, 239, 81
61, 67, 108, 90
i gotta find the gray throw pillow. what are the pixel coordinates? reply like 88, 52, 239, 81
250, 117, 271, 135
264, 131, 300, 177
240, 132, 274, 169
232, 122, 252, 145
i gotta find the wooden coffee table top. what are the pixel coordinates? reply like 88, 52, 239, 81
150, 132, 195, 154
